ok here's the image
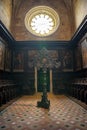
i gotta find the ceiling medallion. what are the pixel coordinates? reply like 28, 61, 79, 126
24, 6, 60, 37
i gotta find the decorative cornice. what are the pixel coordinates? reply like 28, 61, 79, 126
69, 15, 87, 47
0, 20, 15, 47
0, 15, 87, 49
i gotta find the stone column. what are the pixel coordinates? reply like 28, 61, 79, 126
35, 67, 37, 92
50, 69, 53, 93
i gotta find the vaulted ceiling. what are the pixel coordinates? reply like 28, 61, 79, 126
0, 0, 87, 41
12, 0, 73, 18
11, 0, 75, 41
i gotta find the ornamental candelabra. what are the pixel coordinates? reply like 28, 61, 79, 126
29, 47, 61, 109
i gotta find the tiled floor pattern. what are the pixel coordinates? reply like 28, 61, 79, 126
0, 93, 87, 130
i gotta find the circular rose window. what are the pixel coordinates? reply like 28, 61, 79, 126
24, 6, 60, 37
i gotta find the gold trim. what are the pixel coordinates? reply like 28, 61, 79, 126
24, 6, 60, 37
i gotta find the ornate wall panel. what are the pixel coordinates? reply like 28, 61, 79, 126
0, 37, 5, 70
13, 50, 24, 72
60, 49, 73, 71
5, 47, 11, 71
81, 37, 87, 69
74, 44, 82, 71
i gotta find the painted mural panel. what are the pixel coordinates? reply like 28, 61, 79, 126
28, 49, 73, 71
13, 50, 24, 72
28, 49, 59, 69
62, 49, 73, 71
0, 38, 5, 70
74, 44, 82, 71
28, 50, 37, 68
81, 38, 87, 69
5, 47, 11, 71
49, 50, 58, 57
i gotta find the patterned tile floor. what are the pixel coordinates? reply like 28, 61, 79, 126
0, 93, 87, 130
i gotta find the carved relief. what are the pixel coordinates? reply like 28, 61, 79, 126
0, 38, 5, 70
81, 38, 87, 69
5, 47, 11, 71
13, 50, 24, 72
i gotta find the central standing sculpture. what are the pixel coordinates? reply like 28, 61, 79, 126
29, 48, 61, 109
37, 70, 50, 109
